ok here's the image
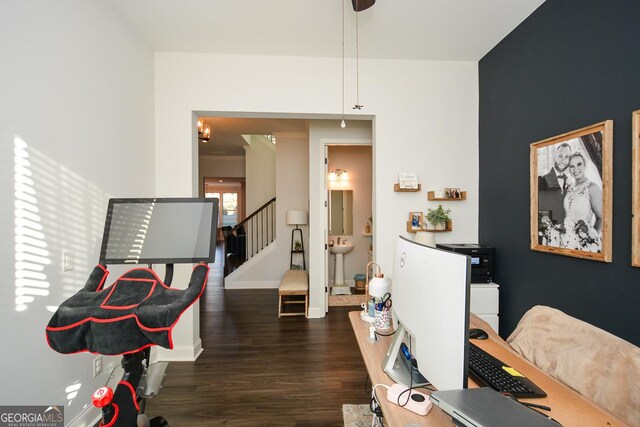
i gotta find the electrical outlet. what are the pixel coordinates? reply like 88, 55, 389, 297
93, 355, 103, 377
63, 250, 74, 271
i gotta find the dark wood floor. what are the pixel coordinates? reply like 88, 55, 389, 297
144, 250, 370, 425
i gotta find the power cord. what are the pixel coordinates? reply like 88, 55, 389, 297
394, 336, 436, 407
370, 384, 389, 427
374, 328, 397, 338
397, 337, 415, 407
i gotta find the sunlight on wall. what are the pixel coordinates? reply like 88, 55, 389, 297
125, 202, 154, 263
65, 382, 82, 405
14, 137, 51, 311
13, 136, 110, 312
130, 204, 154, 263
102, 201, 156, 264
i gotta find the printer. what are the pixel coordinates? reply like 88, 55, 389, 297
435, 244, 495, 283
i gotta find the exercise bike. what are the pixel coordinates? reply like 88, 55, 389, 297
45, 198, 218, 427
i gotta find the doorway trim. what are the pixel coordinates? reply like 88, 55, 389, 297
309, 132, 374, 317
193, 111, 376, 319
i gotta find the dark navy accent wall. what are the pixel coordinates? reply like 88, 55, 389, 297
479, 0, 640, 345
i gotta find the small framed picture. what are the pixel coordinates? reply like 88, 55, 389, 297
444, 188, 461, 199
409, 212, 423, 231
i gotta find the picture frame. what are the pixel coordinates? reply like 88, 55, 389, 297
445, 187, 461, 199
409, 212, 423, 231
530, 120, 613, 262
399, 173, 419, 189
632, 110, 640, 266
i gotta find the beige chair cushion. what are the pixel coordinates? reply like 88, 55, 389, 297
279, 270, 308, 293
507, 305, 640, 426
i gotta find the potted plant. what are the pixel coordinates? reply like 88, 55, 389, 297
294, 240, 302, 251
426, 205, 451, 230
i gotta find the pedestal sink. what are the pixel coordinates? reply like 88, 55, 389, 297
330, 244, 354, 295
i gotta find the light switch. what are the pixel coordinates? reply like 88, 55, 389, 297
63, 250, 74, 271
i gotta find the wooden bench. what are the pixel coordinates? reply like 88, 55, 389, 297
278, 270, 308, 318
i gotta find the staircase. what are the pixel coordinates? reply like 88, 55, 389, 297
223, 197, 276, 277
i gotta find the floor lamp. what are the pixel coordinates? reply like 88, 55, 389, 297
286, 210, 307, 270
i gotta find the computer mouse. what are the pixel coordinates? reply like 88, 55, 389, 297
469, 328, 489, 340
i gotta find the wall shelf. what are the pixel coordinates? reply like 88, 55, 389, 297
406, 220, 452, 233
394, 184, 421, 192
427, 190, 467, 201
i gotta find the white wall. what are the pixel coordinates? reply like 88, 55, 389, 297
275, 133, 310, 274
0, 0, 154, 424
199, 155, 245, 185
154, 52, 479, 318
244, 135, 276, 213
224, 132, 309, 288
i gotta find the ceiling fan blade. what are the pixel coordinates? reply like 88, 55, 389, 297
351, 0, 375, 12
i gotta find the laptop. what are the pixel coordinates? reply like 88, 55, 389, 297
430, 388, 559, 427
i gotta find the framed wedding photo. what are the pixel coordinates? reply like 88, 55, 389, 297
530, 120, 613, 262
632, 110, 640, 266
409, 212, 423, 231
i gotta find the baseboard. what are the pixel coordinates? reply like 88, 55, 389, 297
153, 338, 204, 362
308, 307, 324, 318
224, 280, 280, 289
67, 404, 101, 427
193, 337, 203, 360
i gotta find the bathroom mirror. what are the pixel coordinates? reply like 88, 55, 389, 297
329, 190, 353, 235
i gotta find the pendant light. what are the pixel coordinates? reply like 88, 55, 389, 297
353, 0, 363, 110
340, 0, 347, 128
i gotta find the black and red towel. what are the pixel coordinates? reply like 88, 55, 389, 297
46, 263, 208, 355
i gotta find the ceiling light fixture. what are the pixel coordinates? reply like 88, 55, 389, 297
340, 0, 374, 127
197, 118, 211, 143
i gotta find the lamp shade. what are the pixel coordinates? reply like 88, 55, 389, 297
368, 274, 390, 298
286, 210, 307, 226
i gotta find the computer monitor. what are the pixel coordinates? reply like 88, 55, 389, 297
383, 236, 470, 391
99, 198, 218, 265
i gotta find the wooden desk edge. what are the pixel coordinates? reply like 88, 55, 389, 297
348, 311, 457, 426
349, 311, 628, 427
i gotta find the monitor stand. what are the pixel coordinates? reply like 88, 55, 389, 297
382, 324, 430, 387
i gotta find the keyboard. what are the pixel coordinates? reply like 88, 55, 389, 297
468, 342, 547, 398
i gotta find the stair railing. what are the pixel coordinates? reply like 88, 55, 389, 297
223, 197, 276, 277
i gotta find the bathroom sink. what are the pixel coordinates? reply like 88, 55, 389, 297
330, 244, 354, 255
